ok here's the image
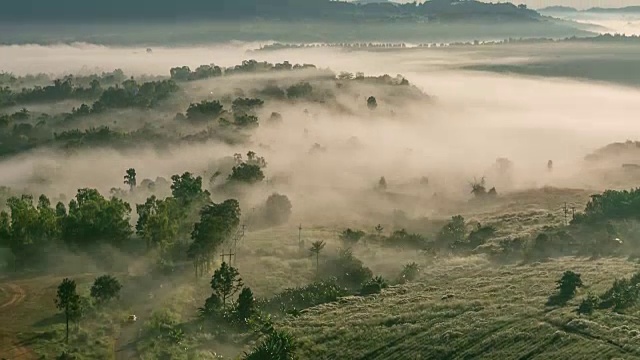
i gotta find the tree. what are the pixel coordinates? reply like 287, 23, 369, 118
309, 240, 326, 277
374, 224, 384, 236
135, 196, 179, 251
360, 276, 388, 296
367, 96, 378, 110
235, 287, 255, 325
548, 271, 583, 306
185, 100, 224, 121
398, 262, 420, 284
188, 199, 240, 278
170, 172, 210, 206
60, 189, 132, 249
227, 163, 265, 184
264, 193, 292, 226
377, 176, 387, 190
90, 275, 122, 303
124, 168, 137, 191
210, 262, 243, 309
286, 82, 312, 99
56, 278, 80, 343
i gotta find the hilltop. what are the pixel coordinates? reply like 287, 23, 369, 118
0, 0, 542, 23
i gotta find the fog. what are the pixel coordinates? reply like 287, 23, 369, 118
547, 12, 640, 35
1, 42, 639, 224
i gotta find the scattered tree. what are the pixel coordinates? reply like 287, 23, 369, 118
56, 278, 80, 343
90, 275, 122, 304
124, 168, 137, 191
367, 96, 378, 110
309, 240, 326, 276
548, 271, 583, 306
210, 262, 243, 309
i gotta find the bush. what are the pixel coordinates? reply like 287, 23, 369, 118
547, 271, 583, 306
599, 274, 640, 311
263, 193, 292, 226
340, 228, 365, 248
577, 293, 599, 315
263, 279, 348, 314
398, 262, 420, 284
243, 330, 297, 360
360, 276, 388, 296
320, 249, 373, 289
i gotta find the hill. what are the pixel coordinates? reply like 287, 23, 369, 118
0, 0, 542, 23
586, 6, 640, 13
538, 6, 578, 13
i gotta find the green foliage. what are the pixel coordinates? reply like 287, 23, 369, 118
340, 228, 365, 248
360, 276, 388, 296
320, 248, 373, 289
436, 215, 466, 249
232, 97, 265, 114
243, 329, 297, 360
210, 262, 243, 309
60, 188, 132, 248
170, 64, 222, 81
577, 293, 599, 315
572, 188, 640, 224
547, 271, 583, 306
56, 278, 80, 343
185, 100, 225, 121
90, 275, 122, 303
124, 168, 137, 191
170, 172, 210, 206
598, 273, 640, 311
233, 113, 259, 128
135, 195, 180, 251
398, 262, 420, 284
228, 163, 265, 184
262, 279, 348, 314
235, 287, 256, 325
188, 199, 241, 278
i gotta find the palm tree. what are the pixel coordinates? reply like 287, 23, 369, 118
309, 240, 326, 277
124, 168, 137, 192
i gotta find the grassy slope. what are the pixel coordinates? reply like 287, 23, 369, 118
284, 256, 640, 359
0, 187, 635, 359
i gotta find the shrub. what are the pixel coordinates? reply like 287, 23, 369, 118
398, 262, 420, 284
320, 249, 373, 289
547, 271, 583, 306
243, 330, 297, 360
263, 279, 348, 314
577, 293, 599, 315
360, 276, 388, 296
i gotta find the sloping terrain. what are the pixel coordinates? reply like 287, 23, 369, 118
284, 256, 640, 359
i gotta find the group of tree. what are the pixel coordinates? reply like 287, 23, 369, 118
169, 60, 317, 81
55, 275, 122, 343
0, 78, 102, 109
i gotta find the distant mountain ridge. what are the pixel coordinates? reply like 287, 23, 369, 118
540, 5, 640, 14
0, 0, 542, 22
538, 6, 578, 13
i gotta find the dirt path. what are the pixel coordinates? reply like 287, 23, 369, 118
0, 283, 26, 310
0, 283, 34, 359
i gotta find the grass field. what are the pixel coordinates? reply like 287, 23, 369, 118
0, 187, 638, 359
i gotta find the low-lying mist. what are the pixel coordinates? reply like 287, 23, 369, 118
2, 42, 640, 225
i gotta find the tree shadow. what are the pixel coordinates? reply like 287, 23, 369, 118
32, 313, 64, 328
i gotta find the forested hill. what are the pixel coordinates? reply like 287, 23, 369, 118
1, 0, 541, 22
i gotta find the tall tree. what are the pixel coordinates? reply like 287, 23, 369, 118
210, 262, 243, 309
56, 278, 80, 343
235, 287, 255, 325
124, 168, 137, 192
188, 199, 241, 277
309, 240, 326, 277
